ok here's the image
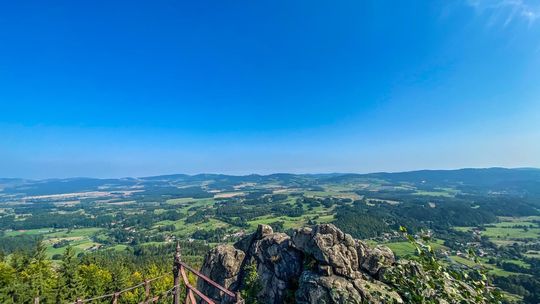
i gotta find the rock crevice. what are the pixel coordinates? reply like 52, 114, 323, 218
197, 224, 402, 304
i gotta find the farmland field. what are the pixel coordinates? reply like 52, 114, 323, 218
1, 168, 540, 301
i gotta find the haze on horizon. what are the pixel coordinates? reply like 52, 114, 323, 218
1, 1, 540, 179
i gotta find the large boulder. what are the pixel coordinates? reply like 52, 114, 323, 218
361, 245, 395, 278
198, 224, 403, 304
295, 271, 364, 304
292, 224, 360, 279
234, 223, 274, 253
197, 245, 245, 302
248, 231, 303, 303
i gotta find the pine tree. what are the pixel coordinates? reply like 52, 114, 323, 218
0, 260, 16, 303
78, 263, 112, 298
23, 240, 56, 303
56, 246, 81, 303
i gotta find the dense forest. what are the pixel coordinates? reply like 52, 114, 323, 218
1, 168, 540, 303
0, 240, 209, 303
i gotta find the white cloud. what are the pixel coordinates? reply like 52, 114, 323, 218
467, 0, 540, 26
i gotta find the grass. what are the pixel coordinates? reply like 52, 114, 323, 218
385, 239, 447, 257
3, 227, 103, 258
316, 214, 335, 223
365, 198, 400, 205
455, 216, 540, 242
248, 215, 307, 230
385, 242, 418, 257
4, 228, 55, 236
449, 255, 477, 267
166, 197, 217, 208
487, 267, 522, 277
524, 250, 540, 259
175, 198, 216, 212
171, 218, 230, 237
380, 239, 526, 278
414, 191, 453, 197
503, 259, 530, 269
482, 226, 540, 239
44, 238, 100, 258
454, 226, 473, 232
46, 228, 103, 238
449, 255, 520, 277
107, 244, 129, 251
414, 187, 459, 197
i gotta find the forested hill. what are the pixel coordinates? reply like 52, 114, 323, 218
2, 167, 540, 302
2, 167, 540, 196
341, 167, 540, 183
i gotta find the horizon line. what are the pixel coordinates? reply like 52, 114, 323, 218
3, 166, 539, 181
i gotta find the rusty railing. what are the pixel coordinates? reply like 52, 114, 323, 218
31, 242, 243, 304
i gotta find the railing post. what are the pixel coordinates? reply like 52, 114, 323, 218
111, 292, 119, 304
144, 279, 150, 304
34, 296, 39, 304
173, 241, 182, 304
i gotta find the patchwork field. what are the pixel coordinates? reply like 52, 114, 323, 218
2, 169, 540, 302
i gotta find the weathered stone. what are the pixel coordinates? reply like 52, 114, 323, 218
249, 232, 303, 304
255, 224, 274, 238
361, 245, 395, 277
233, 232, 255, 253
292, 224, 360, 279
355, 240, 369, 266
234, 224, 274, 253
353, 278, 403, 303
200, 224, 404, 304
296, 271, 363, 304
317, 264, 333, 276
197, 245, 245, 302
379, 259, 424, 283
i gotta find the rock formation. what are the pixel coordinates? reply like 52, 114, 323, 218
197, 224, 402, 304
197, 245, 245, 300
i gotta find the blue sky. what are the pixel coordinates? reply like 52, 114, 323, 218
1, 0, 539, 178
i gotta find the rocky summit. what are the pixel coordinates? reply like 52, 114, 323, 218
197, 224, 403, 304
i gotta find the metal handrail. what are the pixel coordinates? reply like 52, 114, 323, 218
46, 242, 244, 304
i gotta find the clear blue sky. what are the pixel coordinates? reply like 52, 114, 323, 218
1, 0, 539, 178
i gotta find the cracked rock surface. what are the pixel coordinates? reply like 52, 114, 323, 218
198, 224, 402, 304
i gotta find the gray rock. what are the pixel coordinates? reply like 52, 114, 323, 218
361, 245, 395, 278
317, 265, 333, 276
295, 271, 363, 304
197, 245, 245, 302
249, 232, 303, 303
234, 232, 255, 253
352, 278, 404, 303
255, 224, 274, 238
234, 225, 274, 253
355, 240, 369, 266
292, 224, 360, 279
199, 224, 403, 304
295, 271, 403, 304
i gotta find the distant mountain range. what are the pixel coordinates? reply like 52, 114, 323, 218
1, 167, 540, 197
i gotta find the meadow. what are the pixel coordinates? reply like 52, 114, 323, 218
1, 169, 540, 302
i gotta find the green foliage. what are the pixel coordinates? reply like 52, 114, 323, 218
1, 169, 540, 301
56, 246, 81, 302
240, 263, 262, 304
0, 243, 177, 303
333, 205, 391, 238
77, 264, 113, 299
383, 227, 504, 303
